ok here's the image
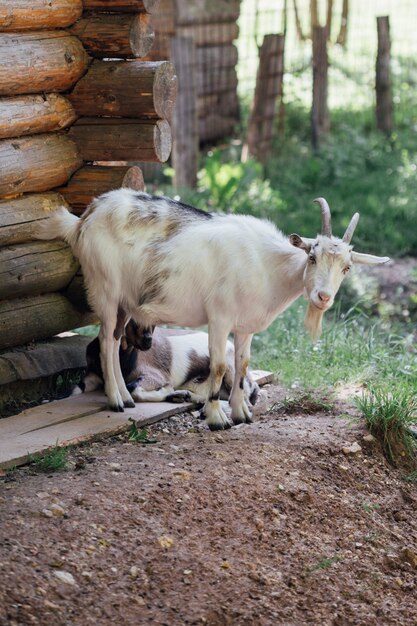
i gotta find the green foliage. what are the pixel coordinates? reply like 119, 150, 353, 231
275, 391, 335, 415
33, 445, 68, 472
308, 556, 340, 572
356, 385, 417, 466
128, 419, 157, 444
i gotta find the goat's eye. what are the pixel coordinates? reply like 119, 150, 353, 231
343, 266, 351, 275
309, 255, 316, 265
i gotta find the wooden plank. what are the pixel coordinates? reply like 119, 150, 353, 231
82, 0, 160, 13
0, 94, 76, 140
0, 371, 273, 469
0, 0, 82, 31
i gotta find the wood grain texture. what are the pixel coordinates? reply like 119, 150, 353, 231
58, 165, 144, 215
82, 0, 160, 12
69, 13, 154, 58
173, 0, 241, 25
0, 193, 70, 247
0, 94, 76, 140
68, 118, 172, 163
0, 241, 78, 300
0, 294, 97, 351
69, 60, 176, 120
0, 31, 88, 96
0, 0, 82, 31
0, 133, 82, 198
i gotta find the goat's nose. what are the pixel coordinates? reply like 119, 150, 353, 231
318, 291, 331, 303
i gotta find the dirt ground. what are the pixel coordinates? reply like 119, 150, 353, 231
1, 384, 416, 626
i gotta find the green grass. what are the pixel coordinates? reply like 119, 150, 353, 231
356, 385, 417, 466
33, 445, 69, 472
127, 420, 158, 444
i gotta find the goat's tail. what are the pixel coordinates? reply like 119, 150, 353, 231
36, 206, 80, 250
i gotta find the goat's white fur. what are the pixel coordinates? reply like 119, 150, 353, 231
37, 189, 389, 430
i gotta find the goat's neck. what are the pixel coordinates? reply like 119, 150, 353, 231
270, 246, 306, 307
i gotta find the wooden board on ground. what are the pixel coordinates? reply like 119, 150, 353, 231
0, 370, 274, 469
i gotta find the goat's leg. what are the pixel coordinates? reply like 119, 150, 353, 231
229, 332, 253, 425
203, 325, 232, 431
112, 306, 135, 408
99, 318, 133, 411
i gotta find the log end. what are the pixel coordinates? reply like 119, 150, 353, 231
130, 13, 155, 58
122, 166, 145, 191
154, 61, 177, 120
155, 120, 172, 162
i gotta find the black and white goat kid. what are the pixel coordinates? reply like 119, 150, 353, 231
38, 191, 389, 430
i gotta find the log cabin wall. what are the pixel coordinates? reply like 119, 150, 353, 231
0, 0, 176, 395
144, 0, 241, 143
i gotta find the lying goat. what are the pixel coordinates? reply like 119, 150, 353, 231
74, 321, 259, 407
38, 191, 389, 430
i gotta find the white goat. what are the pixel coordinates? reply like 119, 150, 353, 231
74, 323, 259, 407
38, 190, 389, 430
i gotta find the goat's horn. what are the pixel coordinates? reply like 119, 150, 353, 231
313, 197, 332, 237
343, 212, 360, 243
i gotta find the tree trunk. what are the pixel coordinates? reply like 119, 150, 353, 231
0, 193, 70, 247
69, 60, 176, 120
311, 25, 329, 151
0, 0, 82, 31
82, 0, 160, 13
68, 118, 172, 163
69, 13, 154, 59
0, 94, 76, 140
171, 37, 198, 189
0, 294, 97, 351
58, 165, 145, 215
246, 34, 285, 163
0, 134, 82, 198
376, 16, 393, 136
0, 32, 88, 96
0, 241, 78, 301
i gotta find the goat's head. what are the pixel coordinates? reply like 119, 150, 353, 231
289, 197, 390, 340
121, 320, 155, 351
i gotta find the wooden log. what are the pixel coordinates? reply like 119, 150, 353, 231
82, 0, 160, 12
68, 118, 172, 163
0, 241, 78, 301
171, 37, 198, 189
0, 32, 88, 97
0, 0, 82, 31
174, 0, 241, 25
196, 67, 238, 96
68, 13, 154, 59
199, 114, 236, 143
58, 165, 145, 215
0, 94, 76, 140
311, 26, 329, 151
0, 193, 70, 247
246, 34, 285, 163
197, 90, 239, 118
195, 44, 238, 70
376, 16, 393, 136
0, 134, 82, 198
0, 294, 97, 351
176, 23, 239, 47
69, 60, 176, 120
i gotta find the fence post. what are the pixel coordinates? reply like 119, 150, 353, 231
311, 25, 329, 151
376, 16, 393, 136
171, 36, 198, 189
245, 33, 285, 164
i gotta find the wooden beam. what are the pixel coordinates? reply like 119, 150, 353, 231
173, 0, 241, 25
82, 0, 160, 13
58, 165, 145, 215
0, 134, 82, 199
68, 118, 172, 163
0, 193, 70, 247
0, 241, 78, 301
311, 25, 330, 151
69, 13, 154, 59
0, 94, 76, 140
0, 294, 97, 351
69, 60, 177, 120
176, 22, 239, 47
0, 0, 82, 31
0, 32, 88, 97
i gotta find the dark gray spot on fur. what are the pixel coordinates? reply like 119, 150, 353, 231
185, 350, 210, 385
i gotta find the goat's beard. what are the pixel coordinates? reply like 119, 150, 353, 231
304, 302, 324, 342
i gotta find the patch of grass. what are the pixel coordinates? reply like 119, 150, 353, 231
361, 500, 380, 514
403, 470, 417, 483
308, 556, 340, 572
33, 446, 69, 472
128, 419, 158, 444
356, 385, 417, 467
276, 391, 335, 415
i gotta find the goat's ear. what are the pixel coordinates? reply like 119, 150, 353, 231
351, 252, 390, 265
121, 337, 128, 350
289, 234, 314, 254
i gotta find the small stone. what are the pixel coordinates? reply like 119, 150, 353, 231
42, 508, 53, 518
214, 435, 224, 443
363, 434, 376, 443
338, 464, 349, 471
130, 566, 139, 579
50, 504, 65, 517
44, 599, 60, 610
81, 571, 93, 579
37, 492, 50, 500
109, 463, 121, 471
400, 547, 417, 569
53, 570, 76, 586
342, 442, 362, 455
183, 569, 192, 575
51, 487, 61, 495
221, 560, 231, 569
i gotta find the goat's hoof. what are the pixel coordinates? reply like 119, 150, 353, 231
123, 399, 135, 408
109, 403, 124, 413
166, 391, 191, 403
208, 421, 232, 431
232, 414, 253, 425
